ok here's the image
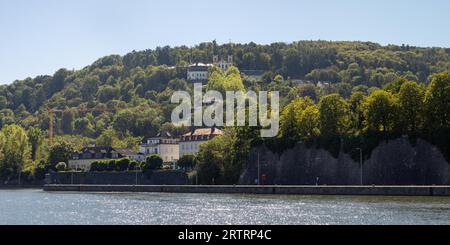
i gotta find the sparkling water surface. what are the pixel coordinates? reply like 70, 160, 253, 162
1, 189, 449, 225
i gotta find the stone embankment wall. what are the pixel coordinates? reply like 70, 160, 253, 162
239, 138, 450, 185
44, 184, 450, 196
47, 170, 189, 185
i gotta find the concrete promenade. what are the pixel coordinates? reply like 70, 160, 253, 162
43, 184, 450, 196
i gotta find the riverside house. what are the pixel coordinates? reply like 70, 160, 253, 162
179, 127, 223, 157
69, 146, 131, 170
139, 131, 180, 163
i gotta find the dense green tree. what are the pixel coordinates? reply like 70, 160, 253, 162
398, 81, 425, 133
195, 136, 226, 185
0, 96, 7, 110
297, 84, 318, 101
280, 97, 314, 141
48, 141, 74, 167
97, 85, 119, 103
283, 48, 301, 78
318, 94, 350, 136
107, 160, 116, 171
348, 91, 367, 132
80, 75, 100, 100
242, 52, 256, 69
74, 118, 95, 136
207, 66, 245, 93
297, 105, 320, 140
128, 160, 138, 171
115, 158, 130, 172
424, 71, 450, 129
363, 90, 399, 133
27, 127, 44, 161
96, 128, 120, 147
61, 111, 74, 134
141, 155, 163, 174
177, 154, 196, 170
383, 77, 409, 94
0, 124, 31, 178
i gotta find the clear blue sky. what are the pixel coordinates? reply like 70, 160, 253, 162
1, 0, 449, 84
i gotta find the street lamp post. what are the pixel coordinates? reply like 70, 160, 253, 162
17, 163, 23, 186
355, 148, 363, 185
257, 152, 260, 185
135, 166, 140, 186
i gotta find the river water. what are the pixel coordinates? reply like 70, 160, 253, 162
0, 189, 449, 225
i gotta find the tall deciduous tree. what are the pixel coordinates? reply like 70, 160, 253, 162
280, 97, 314, 141
0, 124, 31, 178
424, 71, 450, 129
318, 94, 349, 136
48, 141, 74, 167
348, 91, 367, 133
207, 66, 245, 93
363, 90, 399, 133
27, 127, 45, 161
297, 105, 320, 140
398, 81, 425, 133
177, 154, 196, 170
61, 111, 74, 134
196, 136, 226, 185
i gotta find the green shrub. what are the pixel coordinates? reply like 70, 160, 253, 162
91, 161, 108, 172
99, 161, 108, 172
177, 154, 196, 170
107, 160, 116, 171
34, 164, 46, 180
140, 155, 163, 177
115, 158, 130, 172
90, 161, 100, 172
55, 162, 67, 172
128, 160, 138, 171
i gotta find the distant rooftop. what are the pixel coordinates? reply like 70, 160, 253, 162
183, 127, 224, 137
155, 131, 173, 138
115, 148, 138, 156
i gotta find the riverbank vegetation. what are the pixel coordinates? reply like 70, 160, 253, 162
274, 71, 450, 162
191, 71, 450, 185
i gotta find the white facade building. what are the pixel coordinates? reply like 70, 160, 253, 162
68, 146, 126, 170
187, 63, 211, 83
139, 132, 180, 162
116, 149, 146, 161
186, 55, 234, 83
179, 128, 224, 157
213, 55, 233, 71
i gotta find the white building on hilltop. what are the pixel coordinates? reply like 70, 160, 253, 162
179, 128, 224, 157
187, 63, 211, 83
187, 55, 234, 83
139, 131, 179, 162
213, 55, 233, 71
